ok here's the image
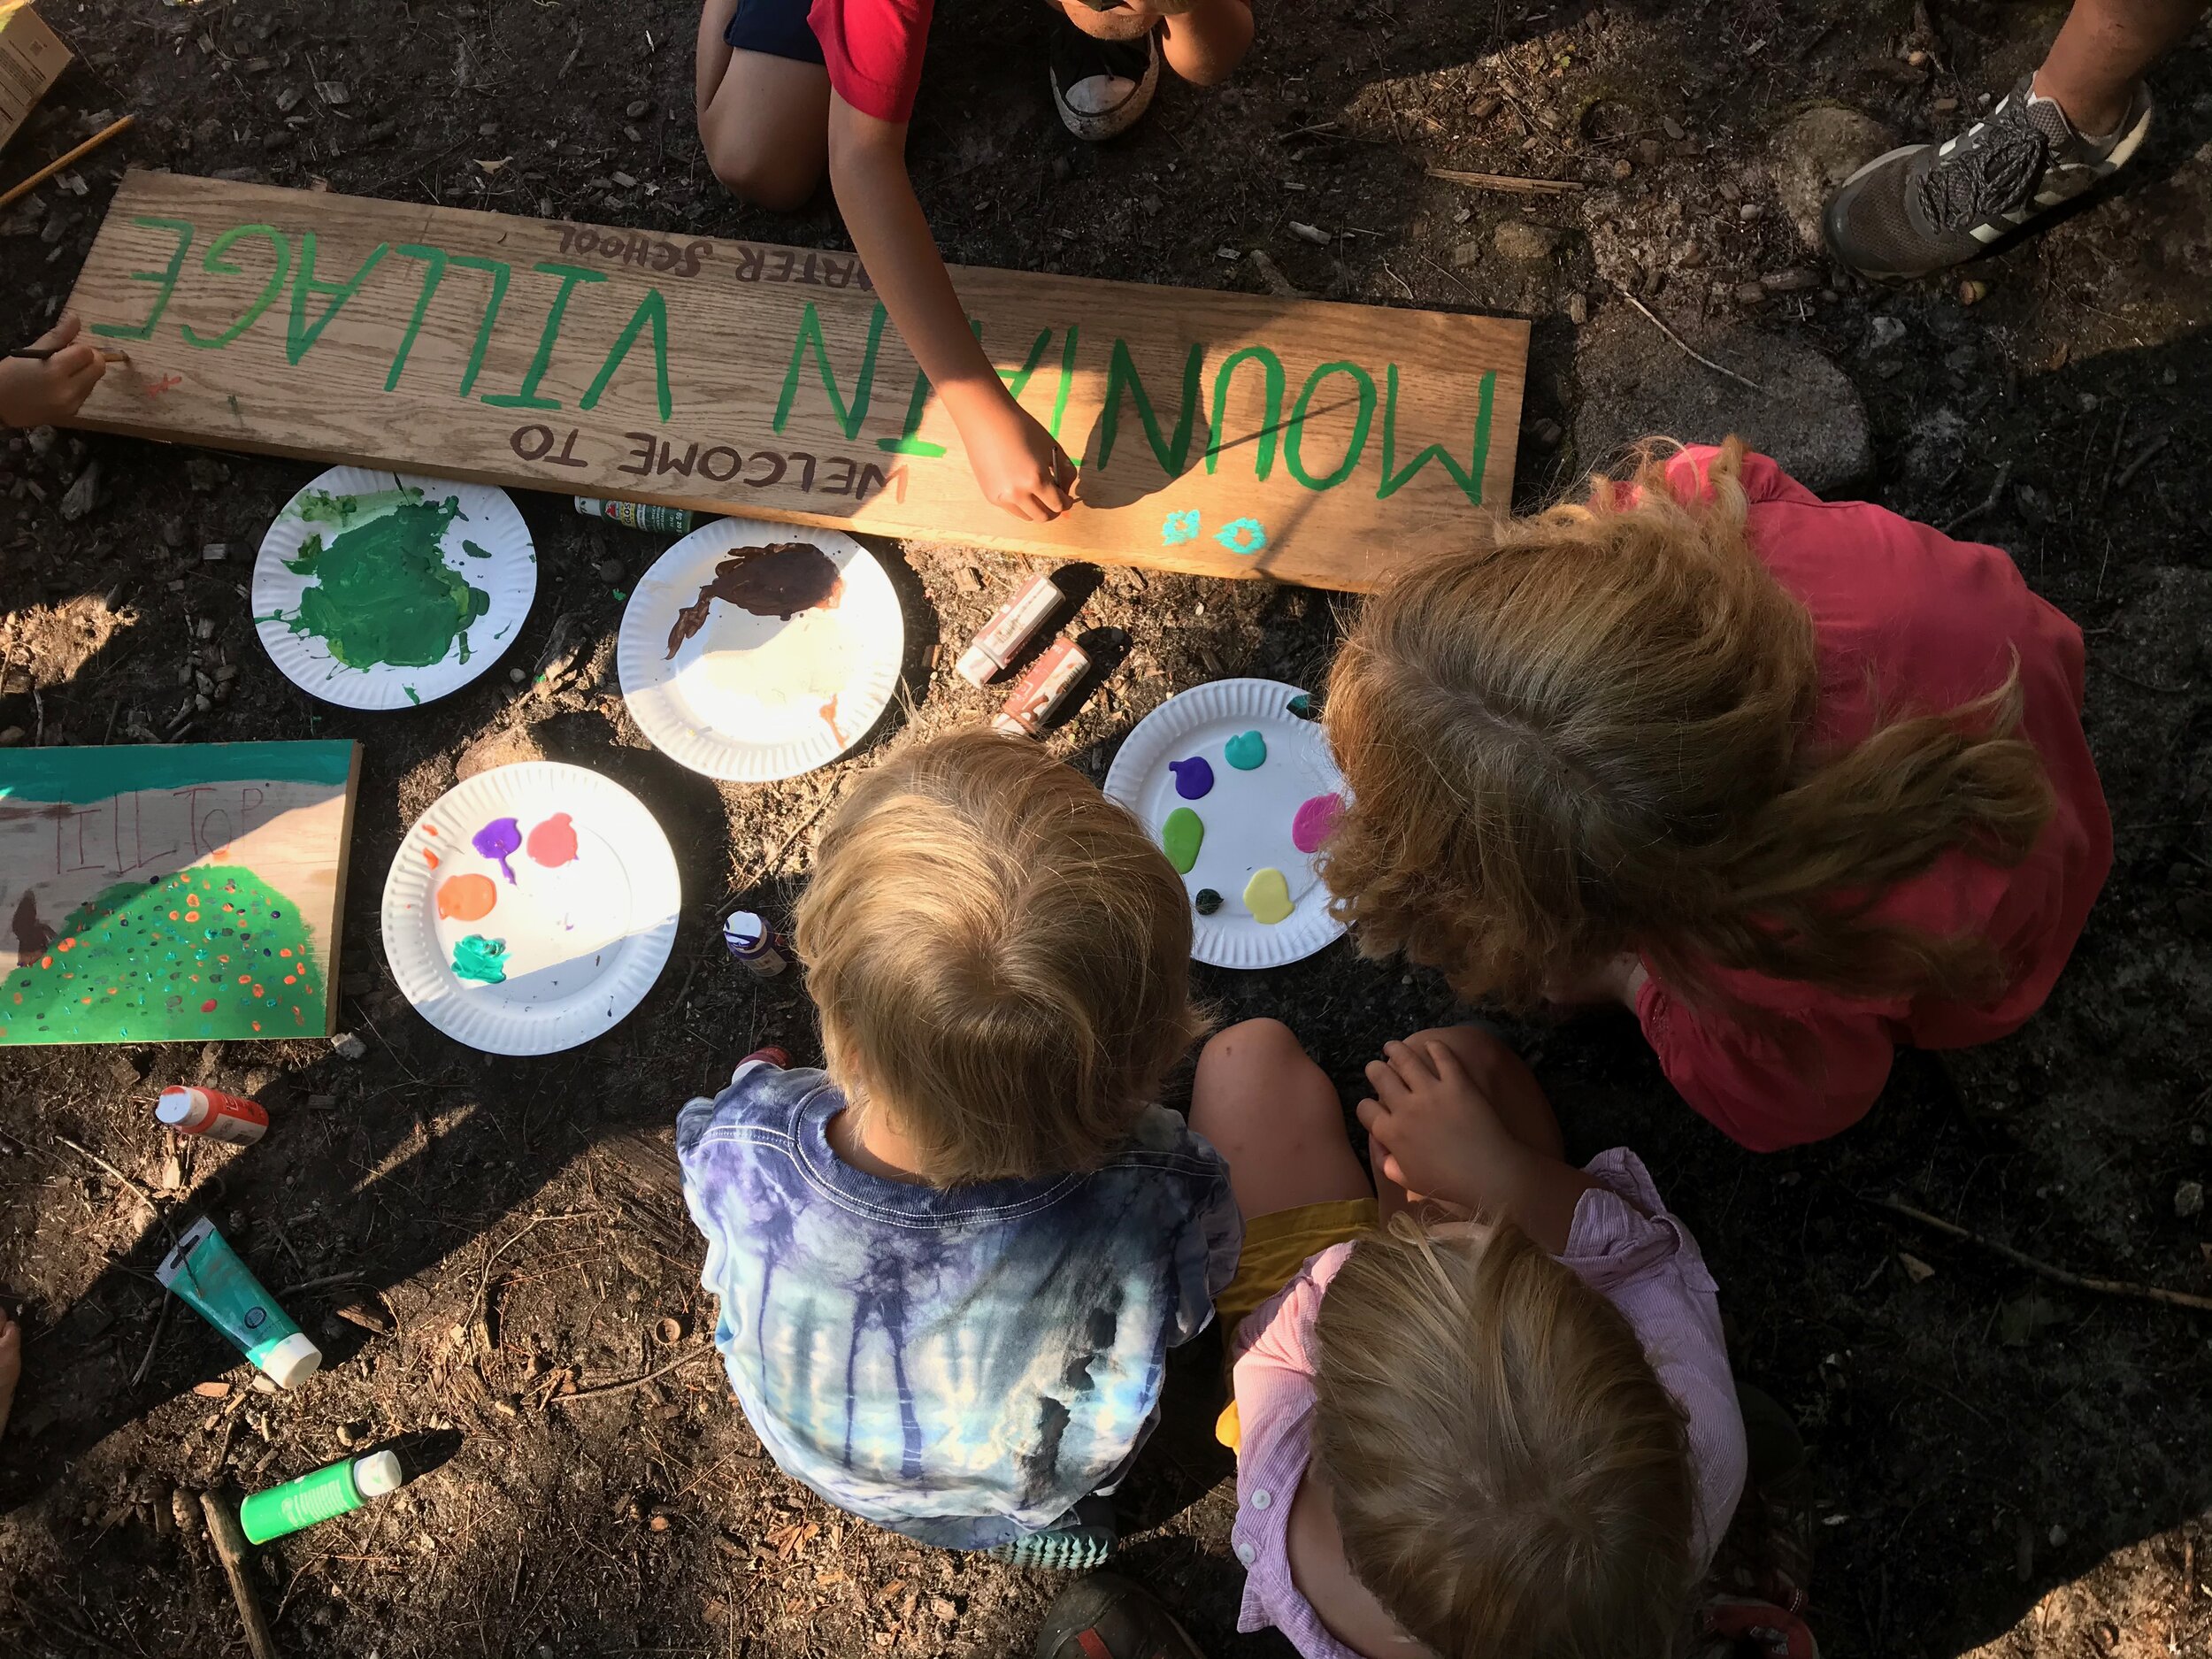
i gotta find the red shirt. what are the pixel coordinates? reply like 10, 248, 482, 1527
810, 0, 933, 123
1632, 448, 2111, 1151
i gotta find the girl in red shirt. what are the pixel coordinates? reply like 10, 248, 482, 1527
1320, 439, 2112, 1151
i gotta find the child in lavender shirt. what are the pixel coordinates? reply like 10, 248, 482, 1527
1189, 1018, 1747, 1659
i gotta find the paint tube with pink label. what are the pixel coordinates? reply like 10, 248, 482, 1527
992, 637, 1090, 739
156, 1086, 269, 1146
957, 573, 1063, 686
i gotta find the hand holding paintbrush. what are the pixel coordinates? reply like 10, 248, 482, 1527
0, 313, 114, 427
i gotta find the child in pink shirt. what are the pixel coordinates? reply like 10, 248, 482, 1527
1189, 1018, 1747, 1659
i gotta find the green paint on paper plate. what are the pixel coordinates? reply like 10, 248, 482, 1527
1162, 807, 1204, 874
462, 540, 491, 558
452, 934, 509, 984
294, 484, 424, 527
278, 495, 491, 670
0, 865, 325, 1046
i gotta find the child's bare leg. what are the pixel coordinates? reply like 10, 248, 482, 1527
695, 0, 829, 209
1158, 0, 1254, 86
1398, 1025, 1566, 1161
1189, 1018, 1371, 1217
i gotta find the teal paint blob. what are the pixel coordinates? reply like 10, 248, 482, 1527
278, 495, 490, 670
1225, 730, 1268, 771
451, 935, 509, 984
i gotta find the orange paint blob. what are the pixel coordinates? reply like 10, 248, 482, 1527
424, 849, 441, 869
437, 873, 499, 922
58, 938, 73, 952
38, 956, 50, 970
423, 823, 440, 836
279, 948, 293, 958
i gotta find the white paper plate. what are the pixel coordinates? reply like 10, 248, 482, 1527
617, 518, 903, 781
380, 763, 680, 1055
1103, 679, 1348, 970
253, 466, 536, 710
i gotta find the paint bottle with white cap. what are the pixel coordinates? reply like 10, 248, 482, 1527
155, 1086, 269, 1146
958, 572, 1064, 686
722, 910, 788, 979
240, 1452, 406, 1544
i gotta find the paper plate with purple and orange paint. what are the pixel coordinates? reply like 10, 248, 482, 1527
380, 762, 680, 1055
1103, 678, 1348, 971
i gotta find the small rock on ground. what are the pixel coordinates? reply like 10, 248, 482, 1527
1493, 219, 1561, 261
1571, 303, 1870, 494
1769, 106, 1900, 253
457, 724, 548, 781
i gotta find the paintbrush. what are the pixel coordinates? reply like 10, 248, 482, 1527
8, 345, 131, 364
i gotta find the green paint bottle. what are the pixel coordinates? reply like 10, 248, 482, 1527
239, 1451, 403, 1545
573, 496, 697, 534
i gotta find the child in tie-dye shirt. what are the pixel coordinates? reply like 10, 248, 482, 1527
679, 732, 1240, 1564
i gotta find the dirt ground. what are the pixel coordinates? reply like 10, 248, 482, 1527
0, 1, 2208, 1655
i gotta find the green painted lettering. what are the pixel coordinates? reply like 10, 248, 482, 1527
285, 234, 390, 365
1203, 346, 1286, 480
1376, 365, 1494, 503
91, 217, 196, 342
580, 288, 673, 423
386, 244, 449, 391
774, 302, 887, 440
1098, 338, 1205, 476
448, 255, 514, 398
1048, 325, 1079, 444
1284, 360, 1377, 492
482, 261, 609, 411
179, 225, 294, 350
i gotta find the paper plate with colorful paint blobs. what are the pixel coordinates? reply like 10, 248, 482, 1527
1103, 678, 1348, 970
380, 763, 680, 1055
254, 465, 536, 711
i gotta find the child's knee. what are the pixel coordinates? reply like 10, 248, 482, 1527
1195, 1018, 1329, 1127
700, 120, 820, 210
1405, 1024, 1517, 1089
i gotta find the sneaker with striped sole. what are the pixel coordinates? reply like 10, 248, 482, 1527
1823, 73, 2154, 280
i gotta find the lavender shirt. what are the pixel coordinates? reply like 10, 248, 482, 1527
1228, 1149, 1747, 1659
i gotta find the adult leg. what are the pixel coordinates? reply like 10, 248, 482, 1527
2036, 0, 2208, 136
1189, 1018, 1370, 1217
695, 0, 830, 209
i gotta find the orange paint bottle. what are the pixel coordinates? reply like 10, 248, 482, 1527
156, 1086, 270, 1146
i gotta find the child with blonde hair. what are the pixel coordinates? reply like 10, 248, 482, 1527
1191, 1018, 1747, 1659
1321, 439, 2112, 1149
678, 731, 1239, 1564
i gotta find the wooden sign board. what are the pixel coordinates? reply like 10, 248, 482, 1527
65, 171, 1527, 593
0, 741, 359, 1045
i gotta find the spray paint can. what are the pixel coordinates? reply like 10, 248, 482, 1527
722, 910, 788, 978
239, 1451, 405, 1545
574, 496, 699, 534
956, 572, 1064, 686
156, 1086, 269, 1146
993, 637, 1090, 738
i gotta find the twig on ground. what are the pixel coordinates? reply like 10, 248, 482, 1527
1940, 463, 2012, 535
1425, 165, 1583, 196
1611, 288, 1765, 392
54, 1134, 161, 1217
1874, 1194, 2212, 1314
549, 1344, 713, 1406
470, 1211, 595, 1363
201, 1490, 281, 1659
132, 1293, 170, 1389
2114, 433, 2171, 492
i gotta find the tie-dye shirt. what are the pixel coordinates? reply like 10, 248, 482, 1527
677, 1057, 1242, 1548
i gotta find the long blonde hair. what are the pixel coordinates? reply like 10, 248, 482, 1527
1321, 438, 2055, 1010
1312, 1219, 1694, 1659
794, 730, 1208, 1184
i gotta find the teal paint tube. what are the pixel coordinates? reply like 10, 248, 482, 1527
240, 1451, 403, 1544
156, 1217, 322, 1388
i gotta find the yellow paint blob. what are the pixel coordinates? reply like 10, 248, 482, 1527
1242, 866, 1294, 925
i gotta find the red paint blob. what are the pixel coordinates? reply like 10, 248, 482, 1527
526, 811, 580, 868
200, 999, 218, 1013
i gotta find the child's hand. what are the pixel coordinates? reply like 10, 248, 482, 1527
955, 390, 1078, 522
0, 314, 109, 428
1356, 1038, 1526, 1216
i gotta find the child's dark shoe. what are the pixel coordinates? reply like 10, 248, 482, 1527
1823, 73, 2154, 280
1033, 1571, 1205, 1659
1049, 12, 1159, 142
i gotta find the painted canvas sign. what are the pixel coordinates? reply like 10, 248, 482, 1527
63, 171, 1529, 594
0, 742, 360, 1044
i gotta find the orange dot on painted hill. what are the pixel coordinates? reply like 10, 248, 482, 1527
437, 872, 498, 922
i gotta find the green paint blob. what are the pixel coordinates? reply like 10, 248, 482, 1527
451, 935, 509, 984
1225, 730, 1268, 770
280, 496, 490, 670
1163, 807, 1204, 874
294, 485, 424, 528
462, 540, 491, 558
1, 865, 325, 1047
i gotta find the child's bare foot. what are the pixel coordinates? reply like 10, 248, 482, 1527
0, 1310, 20, 1440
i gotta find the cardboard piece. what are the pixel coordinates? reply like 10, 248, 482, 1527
0, 741, 359, 1045
0, 4, 68, 154
65, 171, 1529, 593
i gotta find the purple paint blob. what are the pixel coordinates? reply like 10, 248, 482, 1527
472, 816, 523, 883
1168, 757, 1214, 800
1291, 793, 1345, 854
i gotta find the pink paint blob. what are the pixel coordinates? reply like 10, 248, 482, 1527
526, 811, 580, 868
1291, 792, 1345, 854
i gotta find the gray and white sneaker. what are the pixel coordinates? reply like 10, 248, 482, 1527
1049, 13, 1160, 142
1823, 73, 2154, 280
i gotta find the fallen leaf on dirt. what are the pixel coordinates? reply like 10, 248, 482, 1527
191, 1381, 231, 1399
766, 1521, 818, 1559
1898, 1251, 1936, 1283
